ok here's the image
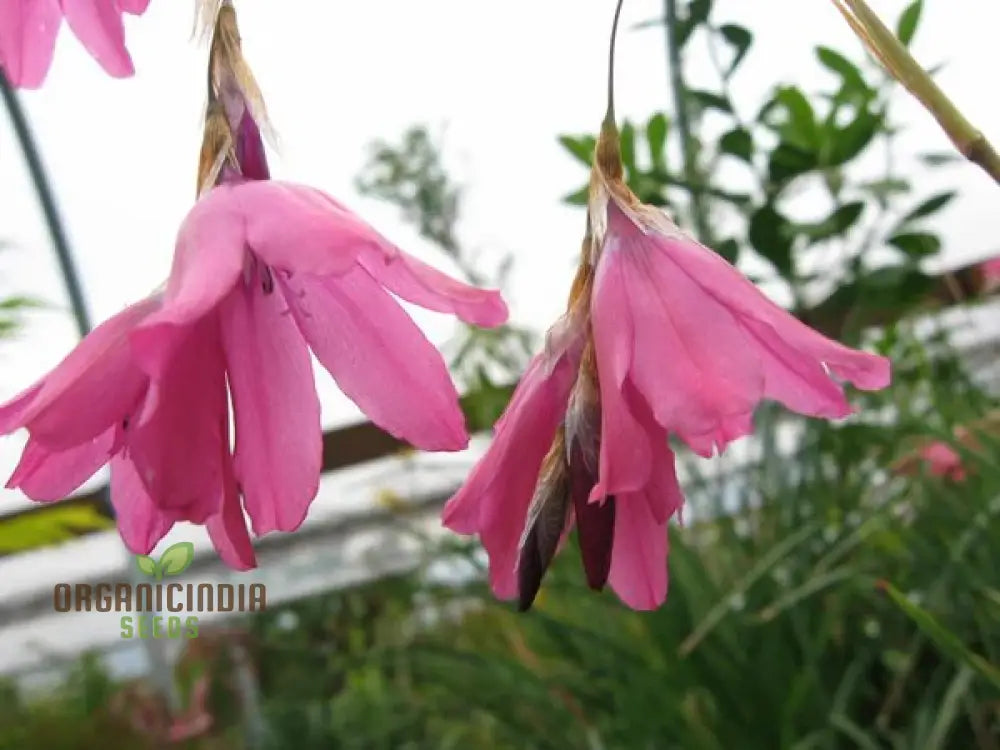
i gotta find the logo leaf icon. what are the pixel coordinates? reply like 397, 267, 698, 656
135, 554, 157, 578
158, 542, 195, 577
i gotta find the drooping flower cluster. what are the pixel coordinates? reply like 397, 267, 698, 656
0, 3, 507, 565
444, 117, 891, 610
0, 0, 150, 88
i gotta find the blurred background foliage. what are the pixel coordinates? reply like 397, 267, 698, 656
1, 0, 999, 747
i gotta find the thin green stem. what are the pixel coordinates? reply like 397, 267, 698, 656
834, 0, 1000, 185
604, 0, 626, 128
664, 0, 713, 243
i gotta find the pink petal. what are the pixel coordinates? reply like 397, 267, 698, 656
7, 429, 115, 502
219, 278, 321, 535
280, 268, 467, 452
234, 182, 367, 275
0, 0, 61, 89
62, 0, 133, 78
117, 0, 149, 14
0, 382, 44, 434
590, 287, 651, 501
594, 224, 760, 454
442, 340, 581, 599
110, 451, 174, 555
615, 205, 890, 392
599, 202, 890, 454
11, 297, 157, 450
131, 197, 246, 376
608, 491, 668, 610
205, 413, 256, 570
127, 318, 228, 524
358, 245, 508, 327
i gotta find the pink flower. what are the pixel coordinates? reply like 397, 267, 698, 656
917, 442, 966, 481
1, 107, 507, 567
978, 256, 1000, 293
0, 294, 259, 569
443, 126, 891, 611
0, 0, 150, 88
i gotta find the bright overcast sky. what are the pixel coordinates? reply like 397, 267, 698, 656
0, 0, 997, 477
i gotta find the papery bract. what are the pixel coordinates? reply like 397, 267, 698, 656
0, 0, 150, 88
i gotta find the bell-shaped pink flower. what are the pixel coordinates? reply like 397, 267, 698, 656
443, 126, 890, 611
129, 177, 506, 538
0, 0, 150, 88
1, 112, 507, 568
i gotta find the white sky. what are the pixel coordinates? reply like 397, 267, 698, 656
0, 0, 997, 503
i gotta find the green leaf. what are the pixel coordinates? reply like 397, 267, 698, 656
158, 541, 195, 577
860, 178, 910, 207
748, 204, 795, 277
899, 191, 956, 224
825, 109, 882, 165
135, 555, 157, 577
887, 232, 941, 258
557, 135, 595, 166
920, 151, 961, 166
774, 86, 818, 147
713, 238, 740, 263
815, 47, 869, 96
646, 113, 669, 168
718, 24, 752, 77
619, 121, 637, 172
718, 128, 753, 163
879, 581, 1000, 690
896, 0, 923, 47
768, 142, 818, 184
562, 185, 589, 206
687, 89, 732, 114
799, 202, 865, 242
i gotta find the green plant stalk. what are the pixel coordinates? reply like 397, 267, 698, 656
833, 0, 1000, 185
664, 0, 714, 243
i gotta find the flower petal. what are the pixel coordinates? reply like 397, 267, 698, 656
607, 491, 668, 610
0, 382, 44, 434
7, 429, 114, 502
220, 277, 321, 536
110, 450, 175, 555
595, 225, 761, 454
128, 317, 228, 524
624, 204, 890, 392
205, 414, 256, 570
131, 196, 246, 376
590, 281, 651, 501
118, 0, 150, 15
0, 0, 61, 89
358, 245, 508, 327
280, 268, 467, 451
442, 341, 581, 600
12, 297, 157, 449
62, 0, 133, 78
236, 182, 367, 275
